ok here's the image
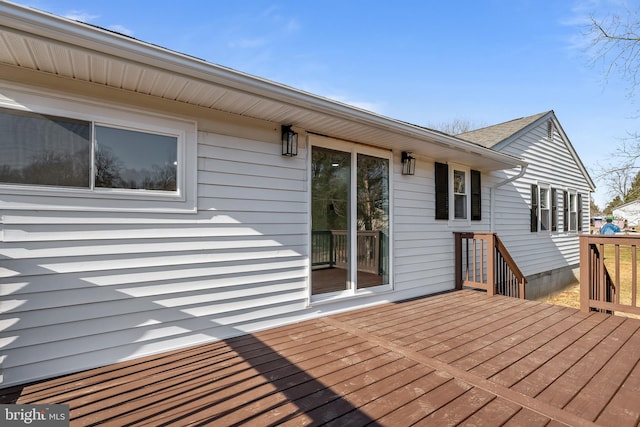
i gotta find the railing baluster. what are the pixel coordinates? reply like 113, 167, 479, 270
453, 232, 526, 299
633, 245, 637, 308
476, 237, 480, 284
579, 234, 640, 316
615, 244, 620, 305
598, 243, 605, 311
465, 237, 470, 282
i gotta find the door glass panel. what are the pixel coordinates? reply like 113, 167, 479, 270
357, 154, 389, 288
311, 147, 351, 295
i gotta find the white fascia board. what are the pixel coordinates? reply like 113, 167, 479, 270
1, 1, 524, 170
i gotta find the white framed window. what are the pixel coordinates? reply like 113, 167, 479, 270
533, 185, 583, 233
562, 189, 583, 233
94, 124, 178, 192
0, 85, 197, 213
569, 192, 577, 231
531, 183, 553, 232
539, 185, 550, 231
0, 109, 179, 193
435, 162, 481, 223
453, 168, 468, 220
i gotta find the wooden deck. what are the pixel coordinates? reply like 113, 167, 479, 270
2, 289, 640, 426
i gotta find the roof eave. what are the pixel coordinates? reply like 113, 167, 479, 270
0, 1, 525, 171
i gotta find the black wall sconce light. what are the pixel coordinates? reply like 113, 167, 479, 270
401, 151, 416, 175
281, 125, 298, 156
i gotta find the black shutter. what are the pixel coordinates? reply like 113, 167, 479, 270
551, 188, 557, 231
471, 169, 481, 221
577, 193, 583, 231
563, 191, 569, 232
435, 162, 448, 220
531, 184, 538, 232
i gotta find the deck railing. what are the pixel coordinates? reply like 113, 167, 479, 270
454, 232, 527, 299
312, 230, 383, 274
579, 234, 640, 316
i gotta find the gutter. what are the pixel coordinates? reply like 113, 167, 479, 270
0, 2, 523, 170
490, 164, 527, 232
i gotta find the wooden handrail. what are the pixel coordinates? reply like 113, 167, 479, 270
494, 234, 527, 299
454, 232, 527, 299
579, 234, 640, 316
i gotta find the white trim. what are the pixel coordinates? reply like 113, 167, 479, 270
567, 188, 579, 233
307, 134, 393, 303
537, 182, 552, 233
0, 83, 197, 213
448, 163, 471, 226
0, 2, 526, 173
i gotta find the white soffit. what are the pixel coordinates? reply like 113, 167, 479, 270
0, 2, 525, 171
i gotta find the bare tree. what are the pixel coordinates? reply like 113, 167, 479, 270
428, 118, 486, 135
595, 156, 635, 202
588, 6, 640, 204
588, 5, 640, 98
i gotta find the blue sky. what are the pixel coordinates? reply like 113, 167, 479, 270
10, 0, 636, 207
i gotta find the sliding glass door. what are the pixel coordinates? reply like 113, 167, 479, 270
311, 147, 351, 294
311, 143, 389, 296
356, 153, 389, 289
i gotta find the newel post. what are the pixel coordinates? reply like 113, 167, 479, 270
487, 234, 495, 296
454, 232, 462, 290
579, 235, 590, 313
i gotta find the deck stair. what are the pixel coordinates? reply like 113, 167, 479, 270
455, 232, 527, 299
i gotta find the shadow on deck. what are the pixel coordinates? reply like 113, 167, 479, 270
2, 289, 640, 426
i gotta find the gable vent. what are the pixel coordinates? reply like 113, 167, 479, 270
547, 120, 554, 140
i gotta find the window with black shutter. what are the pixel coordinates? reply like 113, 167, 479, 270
563, 191, 569, 232
531, 184, 538, 232
435, 162, 448, 220
435, 163, 482, 221
471, 169, 481, 221
551, 188, 557, 231
577, 193, 583, 231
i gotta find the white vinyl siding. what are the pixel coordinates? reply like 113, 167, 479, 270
490, 118, 591, 277
0, 128, 496, 387
393, 154, 490, 292
0, 129, 310, 386
0, 90, 591, 389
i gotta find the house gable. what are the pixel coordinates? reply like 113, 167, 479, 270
458, 111, 594, 296
458, 111, 595, 192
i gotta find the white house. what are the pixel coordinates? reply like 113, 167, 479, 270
458, 112, 596, 298
0, 2, 594, 388
613, 201, 640, 228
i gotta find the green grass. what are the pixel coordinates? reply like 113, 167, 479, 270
604, 244, 639, 307
537, 243, 639, 319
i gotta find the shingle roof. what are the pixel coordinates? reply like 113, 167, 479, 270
456, 111, 549, 148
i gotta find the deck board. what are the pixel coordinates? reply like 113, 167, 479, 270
562, 326, 640, 423
430, 302, 564, 361
488, 312, 609, 388
2, 289, 640, 426
535, 317, 639, 408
